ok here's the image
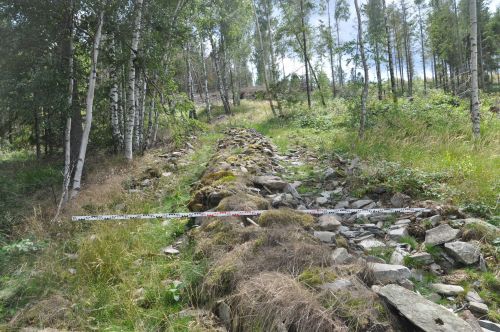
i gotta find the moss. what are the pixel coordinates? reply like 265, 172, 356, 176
298, 267, 337, 287
335, 236, 348, 248
201, 170, 235, 186
216, 194, 270, 211
257, 208, 314, 228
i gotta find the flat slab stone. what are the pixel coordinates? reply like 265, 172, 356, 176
469, 301, 488, 314
479, 320, 500, 332
369, 263, 410, 284
409, 252, 434, 265
314, 231, 336, 243
358, 238, 386, 250
320, 279, 353, 292
377, 284, 473, 332
331, 247, 354, 264
431, 283, 464, 296
318, 215, 341, 231
351, 199, 374, 209
388, 226, 409, 240
425, 224, 460, 246
444, 241, 480, 265
252, 175, 287, 190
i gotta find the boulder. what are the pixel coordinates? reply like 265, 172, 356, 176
313, 231, 336, 244
478, 320, 500, 332
368, 263, 410, 284
390, 248, 409, 265
377, 284, 474, 332
425, 224, 460, 246
444, 241, 480, 265
388, 226, 409, 240
409, 252, 434, 265
351, 199, 374, 209
320, 279, 353, 292
465, 290, 484, 303
331, 248, 354, 264
390, 193, 412, 208
318, 215, 342, 231
252, 175, 288, 191
469, 301, 488, 314
431, 283, 464, 296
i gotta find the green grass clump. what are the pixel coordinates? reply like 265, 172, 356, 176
298, 267, 337, 287
367, 247, 394, 263
399, 236, 419, 250
424, 244, 443, 261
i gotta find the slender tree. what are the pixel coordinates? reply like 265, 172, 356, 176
469, 0, 480, 138
355, 0, 369, 139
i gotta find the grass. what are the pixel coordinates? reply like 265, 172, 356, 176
233, 89, 499, 215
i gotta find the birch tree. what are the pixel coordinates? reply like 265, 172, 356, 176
469, 0, 480, 138
71, 10, 104, 198
355, 0, 368, 139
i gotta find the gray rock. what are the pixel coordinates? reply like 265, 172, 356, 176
429, 215, 442, 226
351, 199, 374, 209
334, 200, 350, 209
398, 278, 414, 290
390, 193, 412, 208
390, 248, 409, 265
444, 241, 480, 265
253, 175, 288, 190
466, 290, 484, 303
425, 292, 442, 303
358, 238, 386, 250
314, 231, 336, 243
431, 283, 464, 296
318, 215, 342, 231
368, 263, 411, 284
324, 167, 338, 180
320, 278, 353, 291
162, 246, 180, 255
366, 256, 386, 264
316, 196, 329, 205
388, 226, 409, 240
469, 301, 488, 314
395, 219, 411, 226
377, 284, 473, 332
430, 263, 443, 275
425, 224, 460, 246
479, 320, 500, 332
409, 252, 434, 265
216, 300, 231, 326
331, 247, 354, 264
272, 193, 297, 208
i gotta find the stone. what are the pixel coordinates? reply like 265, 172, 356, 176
409, 252, 434, 265
466, 290, 484, 303
444, 241, 480, 265
314, 231, 336, 244
469, 301, 488, 314
425, 224, 460, 246
252, 175, 288, 191
351, 199, 374, 209
368, 263, 411, 284
68, 268, 76, 275
424, 293, 442, 303
162, 172, 172, 177
377, 284, 473, 332
431, 283, 464, 296
429, 263, 443, 275
366, 256, 386, 264
331, 248, 354, 264
324, 167, 339, 180
388, 226, 409, 240
358, 239, 386, 250
318, 215, 342, 231
398, 278, 414, 290
395, 219, 411, 226
429, 215, 442, 226
478, 320, 500, 332
390, 193, 412, 208
334, 201, 349, 209
215, 301, 231, 326
461, 310, 483, 332
316, 196, 329, 205
321, 279, 353, 292
272, 193, 297, 208
162, 246, 180, 255
390, 248, 409, 265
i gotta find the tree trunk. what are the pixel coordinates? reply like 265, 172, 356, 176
300, 0, 311, 109
336, 19, 343, 87
124, 0, 144, 161
355, 0, 368, 139
34, 107, 41, 159
383, 0, 397, 102
71, 11, 104, 198
210, 36, 231, 115
327, 0, 336, 98
417, 3, 427, 94
200, 38, 212, 121
251, 0, 276, 115
375, 42, 382, 100
469, 0, 480, 138
110, 62, 123, 151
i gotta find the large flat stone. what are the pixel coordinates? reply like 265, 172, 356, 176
431, 283, 464, 296
351, 199, 374, 209
318, 215, 341, 231
314, 231, 336, 243
444, 241, 480, 265
368, 263, 410, 284
377, 284, 473, 332
252, 175, 287, 190
425, 224, 460, 246
358, 238, 386, 250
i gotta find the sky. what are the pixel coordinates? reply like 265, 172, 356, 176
274, 0, 500, 83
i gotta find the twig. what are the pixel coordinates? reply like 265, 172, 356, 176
246, 217, 260, 227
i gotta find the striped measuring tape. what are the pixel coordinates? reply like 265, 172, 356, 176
72, 208, 430, 221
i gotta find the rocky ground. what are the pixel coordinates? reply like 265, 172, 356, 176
170, 127, 499, 331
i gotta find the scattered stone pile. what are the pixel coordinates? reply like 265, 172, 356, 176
182, 128, 499, 332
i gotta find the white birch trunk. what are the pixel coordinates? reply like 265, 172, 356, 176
70, 11, 104, 198
355, 0, 369, 139
200, 38, 212, 121
469, 0, 481, 138
124, 0, 144, 161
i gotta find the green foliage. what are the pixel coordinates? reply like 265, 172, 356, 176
399, 236, 418, 250
367, 247, 394, 263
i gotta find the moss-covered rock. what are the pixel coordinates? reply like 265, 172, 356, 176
257, 208, 314, 228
